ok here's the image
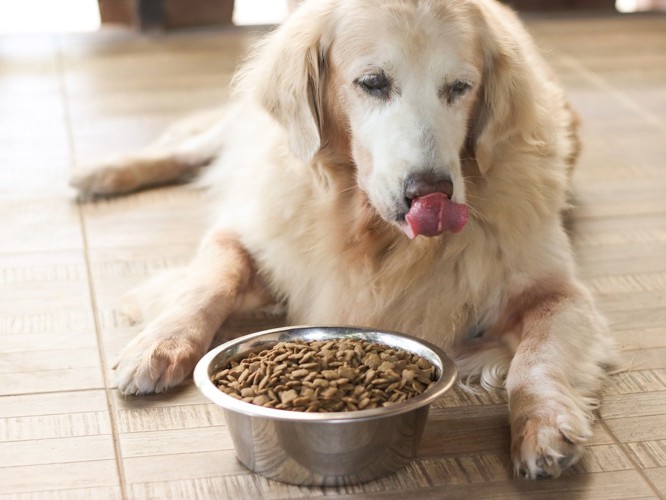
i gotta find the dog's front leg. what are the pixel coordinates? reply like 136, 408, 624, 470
114, 231, 269, 395
504, 280, 617, 479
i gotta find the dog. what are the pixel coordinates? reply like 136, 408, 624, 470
71, 0, 619, 479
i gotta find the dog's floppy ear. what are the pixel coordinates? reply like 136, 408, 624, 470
234, 2, 333, 163
469, 2, 543, 174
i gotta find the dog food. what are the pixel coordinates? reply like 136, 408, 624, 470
211, 338, 437, 412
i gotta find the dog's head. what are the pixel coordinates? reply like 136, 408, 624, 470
238, 0, 539, 239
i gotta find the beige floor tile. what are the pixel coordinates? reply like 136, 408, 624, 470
602, 368, 666, 396
1, 389, 107, 418
0, 388, 121, 496
624, 441, 666, 469
604, 415, 666, 444
0, 391, 111, 442
0, 251, 102, 395
0, 194, 83, 253
353, 470, 656, 499
115, 399, 227, 433
122, 450, 247, 484
0, 359, 104, 397
0, 461, 120, 496
645, 467, 666, 494
1, 435, 116, 468
0, 486, 123, 500
81, 187, 208, 249
120, 426, 234, 458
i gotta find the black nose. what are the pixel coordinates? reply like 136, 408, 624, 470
404, 172, 454, 201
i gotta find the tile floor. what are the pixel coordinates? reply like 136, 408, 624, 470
0, 11, 665, 500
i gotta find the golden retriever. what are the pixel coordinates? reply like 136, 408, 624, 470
71, 0, 618, 479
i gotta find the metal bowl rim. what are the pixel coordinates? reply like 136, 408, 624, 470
194, 325, 458, 422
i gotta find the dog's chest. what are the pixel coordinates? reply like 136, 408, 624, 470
254, 225, 479, 348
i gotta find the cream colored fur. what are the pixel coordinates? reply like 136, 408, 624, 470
71, 0, 618, 480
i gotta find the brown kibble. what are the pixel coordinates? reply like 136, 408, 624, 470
252, 394, 270, 406
322, 370, 339, 380
364, 353, 381, 369
211, 368, 230, 382
258, 374, 270, 391
416, 357, 431, 369
274, 362, 288, 373
280, 389, 298, 404
358, 397, 371, 409
338, 366, 356, 379
320, 387, 339, 400
211, 338, 437, 412
302, 388, 315, 399
412, 380, 426, 393
292, 396, 311, 406
354, 344, 365, 358
274, 352, 290, 363
377, 361, 394, 373
237, 368, 250, 384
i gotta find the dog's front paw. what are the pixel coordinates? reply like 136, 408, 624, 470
511, 401, 592, 479
114, 325, 204, 395
70, 163, 138, 199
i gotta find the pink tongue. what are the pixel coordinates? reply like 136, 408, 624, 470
403, 192, 469, 239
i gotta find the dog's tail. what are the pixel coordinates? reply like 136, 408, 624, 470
455, 341, 514, 394
70, 109, 226, 200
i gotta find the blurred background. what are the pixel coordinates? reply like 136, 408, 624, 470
0, 0, 665, 34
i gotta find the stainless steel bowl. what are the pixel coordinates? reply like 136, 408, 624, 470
194, 326, 457, 486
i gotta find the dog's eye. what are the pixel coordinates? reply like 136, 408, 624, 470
356, 73, 391, 99
443, 80, 472, 104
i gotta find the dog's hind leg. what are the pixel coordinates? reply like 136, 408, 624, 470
70, 110, 226, 198
113, 229, 273, 395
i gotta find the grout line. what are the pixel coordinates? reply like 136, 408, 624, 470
53, 35, 130, 500
599, 419, 665, 500
0, 485, 122, 498
2, 457, 120, 469
1, 433, 117, 445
